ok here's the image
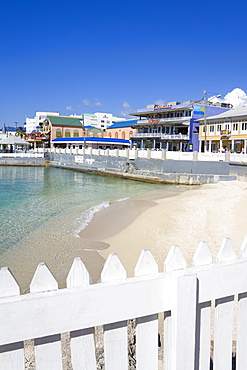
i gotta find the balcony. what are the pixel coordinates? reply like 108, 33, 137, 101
130, 132, 190, 141
220, 130, 231, 138
133, 117, 190, 126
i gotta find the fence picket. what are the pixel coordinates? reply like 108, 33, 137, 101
237, 236, 247, 369
214, 238, 236, 370
101, 253, 128, 370
193, 242, 212, 370
0, 267, 24, 369
67, 258, 96, 369
66, 257, 92, 288
134, 250, 159, 369
30, 263, 58, 293
30, 264, 62, 369
164, 245, 186, 272
163, 245, 187, 370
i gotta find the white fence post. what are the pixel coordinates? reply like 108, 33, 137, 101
193, 241, 212, 370
101, 254, 128, 370
67, 258, 96, 369
30, 263, 62, 370
214, 238, 236, 370
134, 249, 159, 370
0, 268, 24, 370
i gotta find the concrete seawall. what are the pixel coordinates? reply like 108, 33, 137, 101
45, 152, 236, 185
3, 153, 247, 184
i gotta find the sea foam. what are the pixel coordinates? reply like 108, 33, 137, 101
72, 201, 110, 237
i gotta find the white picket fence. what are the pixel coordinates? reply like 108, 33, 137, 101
1, 237, 247, 369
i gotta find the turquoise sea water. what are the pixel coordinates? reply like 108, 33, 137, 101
0, 166, 165, 255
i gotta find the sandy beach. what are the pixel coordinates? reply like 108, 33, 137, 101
80, 180, 247, 278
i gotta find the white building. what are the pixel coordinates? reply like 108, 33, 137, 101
25, 112, 59, 134
83, 112, 126, 130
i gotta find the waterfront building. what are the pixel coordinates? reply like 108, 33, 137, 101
106, 119, 138, 140
25, 112, 59, 134
0, 124, 16, 140
42, 115, 85, 146
130, 101, 229, 151
85, 125, 104, 137
83, 112, 126, 130
198, 105, 247, 153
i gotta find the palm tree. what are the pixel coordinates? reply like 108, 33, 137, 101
15, 126, 25, 139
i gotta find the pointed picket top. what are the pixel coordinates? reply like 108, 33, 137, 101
240, 235, 247, 258
66, 257, 92, 288
164, 245, 186, 272
30, 263, 58, 293
0, 267, 20, 298
134, 249, 158, 277
101, 253, 127, 283
193, 241, 212, 267
216, 237, 236, 263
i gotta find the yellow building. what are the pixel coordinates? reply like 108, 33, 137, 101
198, 105, 247, 153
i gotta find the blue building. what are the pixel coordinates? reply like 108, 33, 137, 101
130, 101, 230, 151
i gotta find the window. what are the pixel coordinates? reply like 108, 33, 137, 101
121, 132, 125, 139
233, 123, 238, 131
56, 129, 62, 137
202, 126, 207, 132
225, 124, 230, 131
108, 133, 112, 137
73, 130, 79, 137
115, 132, 118, 138
216, 124, 222, 132
129, 131, 133, 136
242, 122, 247, 131
210, 125, 214, 132
65, 129, 70, 137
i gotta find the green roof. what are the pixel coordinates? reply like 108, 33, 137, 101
47, 115, 82, 127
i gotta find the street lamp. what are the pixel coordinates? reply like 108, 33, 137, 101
203, 90, 221, 152
80, 114, 86, 148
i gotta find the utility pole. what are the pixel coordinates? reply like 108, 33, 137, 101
203, 90, 207, 152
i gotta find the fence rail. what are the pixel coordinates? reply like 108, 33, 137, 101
1, 237, 247, 369
2, 148, 247, 164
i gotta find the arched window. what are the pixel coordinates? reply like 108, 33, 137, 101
74, 130, 79, 137
129, 131, 133, 136
97, 133, 103, 137
108, 133, 112, 138
89, 132, 94, 137
121, 132, 125, 139
115, 132, 118, 138
56, 129, 62, 137
65, 129, 71, 137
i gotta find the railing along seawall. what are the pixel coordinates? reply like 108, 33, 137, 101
1, 237, 247, 369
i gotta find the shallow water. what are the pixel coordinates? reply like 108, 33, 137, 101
0, 166, 172, 290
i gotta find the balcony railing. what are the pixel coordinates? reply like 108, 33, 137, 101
133, 117, 190, 126
130, 133, 190, 140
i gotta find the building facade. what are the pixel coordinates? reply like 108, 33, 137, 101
106, 119, 138, 140
130, 102, 229, 151
198, 105, 247, 153
42, 115, 85, 146
83, 112, 126, 130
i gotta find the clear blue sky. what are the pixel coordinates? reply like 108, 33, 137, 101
1, 0, 247, 127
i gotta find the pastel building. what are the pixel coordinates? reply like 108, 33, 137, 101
106, 119, 138, 140
130, 102, 229, 151
198, 105, 247, 153
43, 115, 85, 146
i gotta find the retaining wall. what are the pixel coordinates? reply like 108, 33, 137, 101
46, 152, 235, 185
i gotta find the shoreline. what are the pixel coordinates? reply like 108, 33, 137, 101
81, 180, 247, 278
